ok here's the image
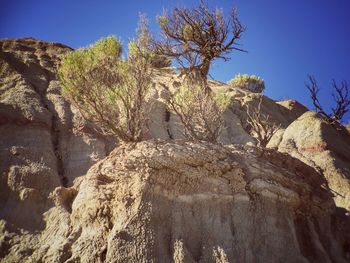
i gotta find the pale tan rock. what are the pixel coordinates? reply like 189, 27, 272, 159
0, 38, 115, 234
149, 72, 306, 146
2, 140, 349, 262
268, 111, 350, 210
1, 38, 349, 263
276, 99, 309, 119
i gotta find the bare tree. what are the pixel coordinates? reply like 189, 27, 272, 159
306, 75, 350, 124
246, 97, 281, 148
151, 0, 245, 89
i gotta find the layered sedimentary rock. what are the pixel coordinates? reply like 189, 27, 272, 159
0, 38, 116, 235
2, 140, 350, 262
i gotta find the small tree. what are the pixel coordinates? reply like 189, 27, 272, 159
167, 85, 231, 142
151, 1, 245, 88
228, 74, 265, 93
306, 75, 350, 124
246, 97, 280, 147
149, 1, 243, 142
59, 36, 152, 142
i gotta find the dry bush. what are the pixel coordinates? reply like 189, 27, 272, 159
167, 85, 231, 142
59, 36, 152, 142
306, 75, 350, 124
246, 97, 280, 147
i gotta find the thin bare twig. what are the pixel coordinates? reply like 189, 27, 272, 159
246, 96, 281, 148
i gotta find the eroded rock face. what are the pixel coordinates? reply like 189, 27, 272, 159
0, 37, 307, 206
0, 38, 115, 232
1, 38, 350, 262
1, 140, 349, 262
147, 74, 308, 146
268, 111, 350, 211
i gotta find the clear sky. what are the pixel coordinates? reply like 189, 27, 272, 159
1, 0, 350, 123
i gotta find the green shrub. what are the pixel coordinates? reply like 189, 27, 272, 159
128, 40, 171, 68
228, 74, 265, 93
59, 36, 152, 142
168, 85, 231, 142
149, 54, 171, 68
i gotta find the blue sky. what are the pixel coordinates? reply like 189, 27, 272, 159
1, 0, 350, 123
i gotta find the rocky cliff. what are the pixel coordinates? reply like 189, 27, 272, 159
1, 38, 350, 262
0, 38, 115, 233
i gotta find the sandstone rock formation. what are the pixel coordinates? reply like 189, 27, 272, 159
0, 38, 116, 235
1, 38, 350, 262
148, 73, 307, 145
268, 111, 350, 210
1, 140, 350, 262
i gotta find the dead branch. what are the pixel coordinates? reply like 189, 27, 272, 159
306, 75, 350, 124
246, 96, 281, 148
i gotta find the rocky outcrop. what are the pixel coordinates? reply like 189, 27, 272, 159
148, 73, 307, 146
0, 38, 115, 232
1, 140, 349, 262
1, 38, 350, 262
0, 38, 306, 230
268, 111, 350, 210
276, 99, 309, 119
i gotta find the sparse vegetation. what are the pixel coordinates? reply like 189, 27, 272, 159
228, 74, 265, 93
167, 85, 231, 142
58, 3, 247, 144
58, 36, 152, 142
306, 75, 350, 124
136, 14, 171, 69
245, 96, 280, 147
147, 1, 244, 142
151, 1, 245, 89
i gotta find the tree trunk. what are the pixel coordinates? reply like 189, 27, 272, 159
199, 60, 210, 93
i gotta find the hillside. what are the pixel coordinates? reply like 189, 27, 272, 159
0, 38, 350, 262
